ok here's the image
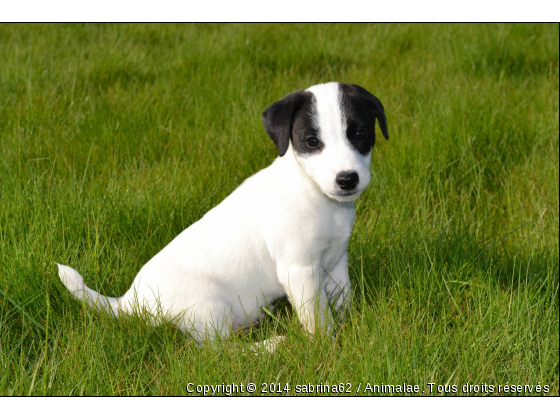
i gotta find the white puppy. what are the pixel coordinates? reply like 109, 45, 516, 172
57, 82, 388, 349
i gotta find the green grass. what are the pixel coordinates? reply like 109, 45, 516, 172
0, 23, 558, 396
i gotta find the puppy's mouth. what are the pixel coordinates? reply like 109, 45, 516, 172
327, 188, 365, 201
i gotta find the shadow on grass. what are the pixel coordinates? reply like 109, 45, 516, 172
350, 225, 558, 311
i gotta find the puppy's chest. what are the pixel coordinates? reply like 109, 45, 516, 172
317, 209, 354, 242
305, 204, 355, 264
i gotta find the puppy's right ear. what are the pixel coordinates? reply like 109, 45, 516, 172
262, 91, 309, 157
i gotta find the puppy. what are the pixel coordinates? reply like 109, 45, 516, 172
57, 82, 388, 349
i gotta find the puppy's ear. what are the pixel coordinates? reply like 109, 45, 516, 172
262, 91, 309, 156
347, 84, 389, 140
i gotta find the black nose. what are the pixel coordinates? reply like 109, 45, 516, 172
336, 171, 359, 190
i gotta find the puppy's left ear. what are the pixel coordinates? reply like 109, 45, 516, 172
346, 84, 389, 140
262, 91, 309, 156
366, 94, 389, 141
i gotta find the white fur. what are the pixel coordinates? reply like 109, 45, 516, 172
57, 82, 372, 349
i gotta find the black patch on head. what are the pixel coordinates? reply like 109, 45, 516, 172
290, 94, 324, 156
262, 90, 315, 156
340, 83, 389, 155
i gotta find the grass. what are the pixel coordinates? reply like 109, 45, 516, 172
0, 23, 558, 396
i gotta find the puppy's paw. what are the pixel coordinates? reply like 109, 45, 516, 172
246, 335, 287, 355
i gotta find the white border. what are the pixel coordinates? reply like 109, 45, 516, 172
2, 1, 560, 22
6, 397, 559, 419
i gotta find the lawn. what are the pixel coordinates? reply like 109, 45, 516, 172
0, 23, 558, 396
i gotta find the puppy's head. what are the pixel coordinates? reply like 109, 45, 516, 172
263, 82, 388, 202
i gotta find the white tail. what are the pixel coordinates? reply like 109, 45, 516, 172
56, 263, 120, 316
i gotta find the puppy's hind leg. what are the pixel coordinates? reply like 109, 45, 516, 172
179, 302, 287, 354
178, 302, 236, 346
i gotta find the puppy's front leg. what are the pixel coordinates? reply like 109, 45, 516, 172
325, 252, 351, 319
277, 265, 334, 335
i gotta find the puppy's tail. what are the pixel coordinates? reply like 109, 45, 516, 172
56, 263, 120, 317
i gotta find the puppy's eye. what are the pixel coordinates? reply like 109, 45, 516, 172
306, 137, 320, 147
356, 129, 368, 140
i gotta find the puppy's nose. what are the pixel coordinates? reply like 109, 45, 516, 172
336, 171, 359, 190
